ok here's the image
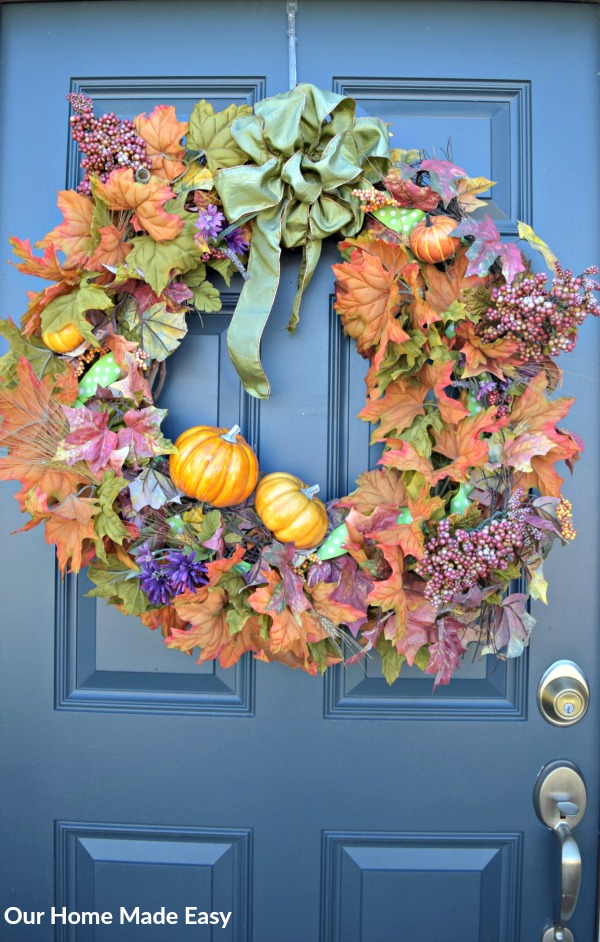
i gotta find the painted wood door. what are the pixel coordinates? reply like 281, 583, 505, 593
1, 1, 599, 939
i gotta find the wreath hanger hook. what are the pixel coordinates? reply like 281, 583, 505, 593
286, 0, 298, 89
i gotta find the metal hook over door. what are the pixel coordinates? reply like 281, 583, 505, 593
534, 760, 587, 942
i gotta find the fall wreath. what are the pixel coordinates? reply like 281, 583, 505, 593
1, 84, 598, 686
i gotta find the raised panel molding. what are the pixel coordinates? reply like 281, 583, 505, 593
55, 821, 251, 942
66, 76, 266, 190
321, 831, 522, 942
333, 78, 532, 235
324, 648, 527, 721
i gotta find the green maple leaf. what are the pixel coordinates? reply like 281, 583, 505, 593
126, 227, 201, 296
225, 588, 255, 635
185, 265, 222, 312
0, 318, 58, 381
93, 472, 130, 558
40, 280, 113, 346
401, 411, 444, 458
205, 256, 235, 286
121, 297, 187, 361
377, 638, 406, 685
186, 100, 253, 174
86, 555, 150, 616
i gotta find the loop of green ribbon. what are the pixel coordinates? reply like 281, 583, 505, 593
213, 84, 391, 398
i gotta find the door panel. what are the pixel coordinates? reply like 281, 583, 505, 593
1, 2, 599, 940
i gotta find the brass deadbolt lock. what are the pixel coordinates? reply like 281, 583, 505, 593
537, 660, 589, 726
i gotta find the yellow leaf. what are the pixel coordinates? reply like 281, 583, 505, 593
529, 557, 548, 604
456, 177, 495, 213
175, 164, 214, 194
517, 221, 558, 272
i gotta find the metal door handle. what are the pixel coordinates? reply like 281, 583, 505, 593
554, 819, 581, 924
533, 760, 587, 942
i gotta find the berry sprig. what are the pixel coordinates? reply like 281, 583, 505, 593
556, 498, 576, 541
351, 187, 399, 214
416, 493, 526, 609
477, 265, 600, 362
66, 93, 151, 194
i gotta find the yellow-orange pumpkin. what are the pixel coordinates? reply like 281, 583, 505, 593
409, 214, 459, 263
41, 322, 85, 354
255, 472, 328, 549
169, 424, 258, 508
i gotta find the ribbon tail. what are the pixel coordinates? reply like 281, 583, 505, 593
288, 237, 322, 334
227, 204, 282, 399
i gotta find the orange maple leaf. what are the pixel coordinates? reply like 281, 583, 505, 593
432, 408, 502, 483
44, 493, 98, 573
170, 586, 232, 663
248, 570, 326, 661
308, 580, 365, 627
418, 360, 470, 424
333, 242, 410, 358
366, 544, 408, 643
141, 604, 189, 638
86, 225, 132, 271
21, 282, 74, 337
359, 381, 427, 441
133, 105, 188, 181
37, 191, 94, 269
91, 168, 183, 242
204, 545, 246, 587
455, 323, 520, 380
379, 440, 438, 485
421, 244, 491, 312
9, 237, 80, 284
337, 468, 408, 515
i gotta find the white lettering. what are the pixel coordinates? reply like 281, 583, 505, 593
51, 908, 110, 925
119, 907, 177, 925
3, 908, 45, 925
185, 908, 232, 928
120, 907, 140, 924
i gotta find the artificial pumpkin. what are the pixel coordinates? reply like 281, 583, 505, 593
41, 321, 85, 354
255, 472, 328, 549
169, 424, 258, 508
409, 214, 460, 263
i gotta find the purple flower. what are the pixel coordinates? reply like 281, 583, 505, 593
164, 550, 209, 595
195, 204, 225, 239
224, 228, 249, 255
138, 559, 173, 607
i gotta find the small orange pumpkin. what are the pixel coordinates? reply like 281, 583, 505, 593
255, 472, 328, 549
169, 424, 258, 508
409, 214, 460, 263
41, 322, 85, 354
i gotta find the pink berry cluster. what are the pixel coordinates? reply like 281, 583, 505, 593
477, 265, 600, 361
66, 93, 150, 194
416, 495, 526, 609
486, 387, 512, 419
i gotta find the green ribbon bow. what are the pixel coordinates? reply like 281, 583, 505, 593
213, 83, 391, 398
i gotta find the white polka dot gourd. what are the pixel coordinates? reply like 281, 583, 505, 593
372, 206, 426, 236
78, 353, 121, 403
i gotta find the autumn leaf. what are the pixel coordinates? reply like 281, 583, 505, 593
57, 407, 122, 475
308, 580, 365, 628
366, 544, 408, 645
124, 225, 201, 295
450, 214, 526, 282
37, 190, 94, 268
486, 593, 535, 658
186, 100, 253, 174
502, 432, 555, 472
455, 322, 520, 379
86, 225, 132, 271
185, 264, 222, 312
455, 177, 495, 214
44, 492, 99, 573
420, 158, 467, 207
116, 407, 177, 463
40, 280, 114, 347
359, 381, 427, 441
133, 105, 188, 181
86, 554, 150, 615
93, 472, 131, 554
248, 570, 326, 661
383, 167, 440, 211
129, 466, 183, 511
0, 317, 58, 381
395, 575, 437, 665
421, 244, 491, 313
170, 586, 233, 663
91, 168, 183, 242
141, 604, 189, 638
418, 360, 470, 425
432, 408, 502, 482
424, 616, 466, 687
379, 439, 438, 485
517, 221, 558, 272
204, 545, 246, 586
8, 236, 77, 283
333, 242, 410, 357
337, 468, 407, 514
121, 298, 187, 361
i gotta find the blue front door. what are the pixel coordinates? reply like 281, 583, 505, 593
1, 2, 599, 940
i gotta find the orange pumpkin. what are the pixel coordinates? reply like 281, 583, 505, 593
255, 472, 328, 549
41, 322, 85, 354
169, 424, 258, 508
409, 214, 460, 263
